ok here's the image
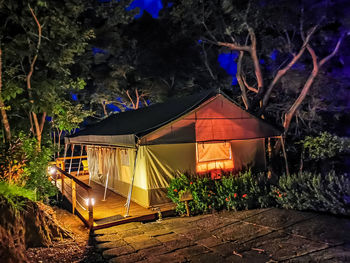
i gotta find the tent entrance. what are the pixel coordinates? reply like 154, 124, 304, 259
196, 141, 234, 177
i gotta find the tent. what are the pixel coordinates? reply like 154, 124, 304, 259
65, 91, 282, 209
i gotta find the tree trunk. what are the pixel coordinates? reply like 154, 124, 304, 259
26, 7, 43, 149
0, 48, 11, 142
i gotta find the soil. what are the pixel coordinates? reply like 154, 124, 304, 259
25, 207, 104, 263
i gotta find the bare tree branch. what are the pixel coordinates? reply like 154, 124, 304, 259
262, 25, 318, 108
283, 33, 345, 132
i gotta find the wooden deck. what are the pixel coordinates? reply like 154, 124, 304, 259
55, 173, 175, 230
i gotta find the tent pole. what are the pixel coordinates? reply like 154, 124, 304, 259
103, 151, 111, 201
125, 145, 139, 218
63, 143, 68, 172
76, 145, 83, 176
88, 146, 92, 185
280, 135, 290, 177
68, 144, 75, 174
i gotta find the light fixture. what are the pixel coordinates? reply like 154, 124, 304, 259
48, 166, 57, 175
85, 198, 95, 206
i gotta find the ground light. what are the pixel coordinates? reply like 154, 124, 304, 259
85, 198, 95, 206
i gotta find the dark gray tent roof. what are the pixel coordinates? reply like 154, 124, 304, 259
66, 90, 282, 147
70, 90, 215, 138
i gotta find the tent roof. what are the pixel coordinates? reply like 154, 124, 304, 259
68, 90, 216, 139
67, 90, 282, 146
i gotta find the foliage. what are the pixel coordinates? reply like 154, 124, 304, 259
0, 133, 57, 201
0, 0, 94, 143
300, 132, 348, 160
51, 99, 93, 134
273, 171, 350, 216
19, 133, 57, 200
167, 171, 274, 215
0, 181, 36, 212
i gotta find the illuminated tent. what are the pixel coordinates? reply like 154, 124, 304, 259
66, 91, 282, 208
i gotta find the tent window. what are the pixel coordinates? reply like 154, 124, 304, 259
196, 142, 234, 174
121, 150, 130, 166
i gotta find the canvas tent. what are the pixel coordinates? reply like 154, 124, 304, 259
65, 91, 282, 208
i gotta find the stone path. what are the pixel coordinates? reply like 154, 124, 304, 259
92, 208, 350, 262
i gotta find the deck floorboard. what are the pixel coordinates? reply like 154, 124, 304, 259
56, 175, 175, 228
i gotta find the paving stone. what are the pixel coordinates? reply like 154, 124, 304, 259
92, 209, 350, 262
243, 208, 316, 230
233, 230, 328, 261
220, 208, 271, 220
118, 228, 145, 238
146, 228, 174, 237
210, 242, 237, 257
124, 234, 156, 244
187, 252, 228, 263
181, 229, 213, 241
102, 245, 135, 259
142, 251, 187, 263
163, 237, 195, 251
130, 238, 161, 250
288, 246, 350, 262
175, 245, 210, 258
283, 215, 350, 245
225, 249, 271, 263
196, 236, 223, 248
170, 226, 194, 234
155, 233, 182, 243
140, 222, 166, 233
212, 221, 273, 243
109, 252, 144, 263
95, 222, 140, 235
193, 215, 238, 232
138, 244, 170, 258
96, 240, 127, 251
95, 233, 122, 243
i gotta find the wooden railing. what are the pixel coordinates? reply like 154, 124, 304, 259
49, 165, 94, 229
55, 155, 88, 176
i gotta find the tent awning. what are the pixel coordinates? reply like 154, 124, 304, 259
65, 134, 136, 148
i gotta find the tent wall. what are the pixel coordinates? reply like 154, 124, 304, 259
139, 143, 196, 207
141, 95, 280, 145
230, 138, 266, 172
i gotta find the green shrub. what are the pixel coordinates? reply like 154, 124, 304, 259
19, 134, 57, 200
273, 171, 350, 215
300, 132, 347, 160
167, 170, 274, 215
0, 133, 57, 201
0, 181, 36, 212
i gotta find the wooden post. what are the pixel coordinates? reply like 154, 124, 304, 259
61, 173, 65, 200
185, 200, 190, 217
71, 180, 76, 215
180, 191, 193, 217
88, 190, 94, 229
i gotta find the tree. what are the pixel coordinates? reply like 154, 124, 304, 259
168, 0, 349, 140
0, 0, 93, 148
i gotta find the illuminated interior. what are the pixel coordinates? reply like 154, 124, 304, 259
196, 142, 234, 174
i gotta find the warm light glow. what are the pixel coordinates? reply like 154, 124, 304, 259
85, 198, 95, 206
196, 142, 234, 174
48, 166, 57, 175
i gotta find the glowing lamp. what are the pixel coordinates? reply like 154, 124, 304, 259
48, 166, 57, 175
85, 198, 95, 206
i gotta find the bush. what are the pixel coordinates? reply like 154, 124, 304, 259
300, 132, 347, 161
167, 170, 274, 215
0, 133, 57, 201
0, 181, 36, 212
273, 171, 350, 216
